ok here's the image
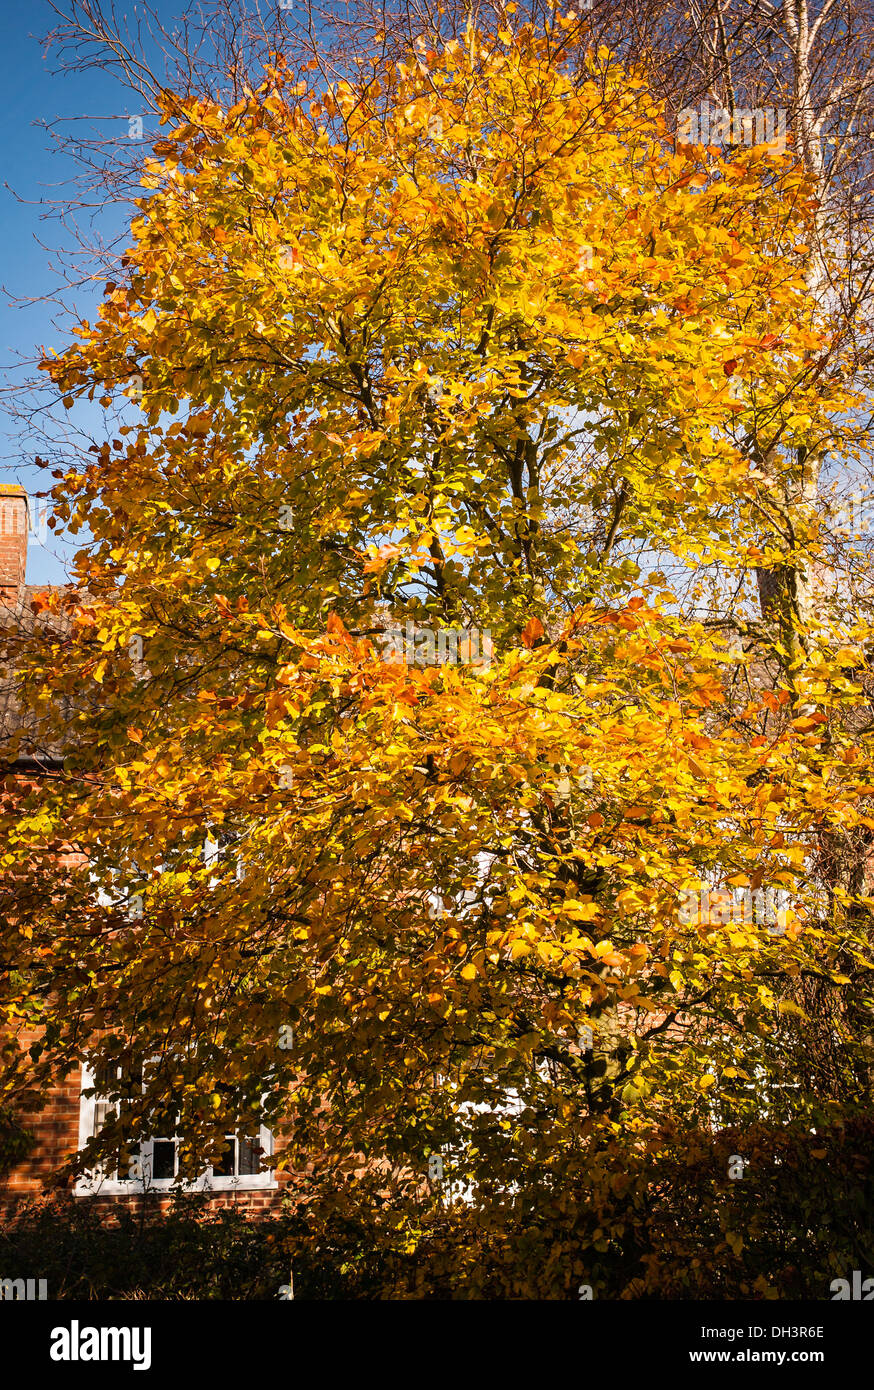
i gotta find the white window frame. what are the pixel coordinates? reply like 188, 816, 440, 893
74, 1063, 277, 1197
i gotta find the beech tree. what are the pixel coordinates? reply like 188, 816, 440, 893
3, 5, 874, 1293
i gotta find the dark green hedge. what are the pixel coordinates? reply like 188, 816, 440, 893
1, 1119, 871, 1299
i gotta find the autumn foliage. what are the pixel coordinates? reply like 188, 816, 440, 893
2, 10, 873, 1295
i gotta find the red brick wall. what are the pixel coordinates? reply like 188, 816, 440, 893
0, 1029, 82, 1204
0, 484, 27, 603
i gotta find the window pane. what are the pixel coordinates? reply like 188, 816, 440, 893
213, 1136, 236, 1177
238, 1135, 262, 1176
92, 1100, 114, 1137
151, 1139, 176, 1180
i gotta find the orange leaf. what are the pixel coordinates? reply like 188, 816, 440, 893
362, 543, 404, 574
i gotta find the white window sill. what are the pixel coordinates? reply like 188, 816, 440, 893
73, 1174, 278, 1197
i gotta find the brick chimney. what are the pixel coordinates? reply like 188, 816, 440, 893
0, 484, 29, 603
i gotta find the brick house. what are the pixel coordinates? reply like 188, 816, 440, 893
0, 484, 289, 1214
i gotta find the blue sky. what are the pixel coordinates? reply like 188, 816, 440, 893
0, 2, 178, 585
